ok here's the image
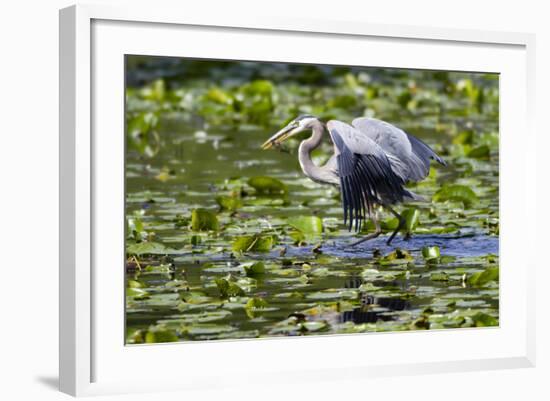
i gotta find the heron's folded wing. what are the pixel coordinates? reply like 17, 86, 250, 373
352, 117, 446, 182
327, 120, 410, 232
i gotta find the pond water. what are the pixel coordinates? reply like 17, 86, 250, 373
124, 59, 499, 343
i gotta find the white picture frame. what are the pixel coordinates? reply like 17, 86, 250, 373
59, 3, 536, 397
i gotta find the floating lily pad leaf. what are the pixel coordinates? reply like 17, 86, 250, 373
235, 276, 257, 292
288, 215, 323, 238
126, 112, 161, 157
245, 198, 287, 207
401, 208, 420, 234
216, 195, 243, 211
232, 234, 275, 252
274, 291, 305, 299
127, 287, 150, 300
416, 226, 458, 234
145, 325, 178, 343
215, 278, 245, 298
468, 145, 490, 159
243, 79, 274, 96
143, 263, 173, 274
289, 230, 306, 245
165, 279, 188, 291
141, 79, 166, 101
306, 289, 358, 300
206, 87, 233, 105
433, 185, 478, 208
128, 329, 146, 344
158, 310, 232, 327
178, 291, 214, 305
246, 297, 268, 309
126, 241, 173, 256
184, 324, 236, 336
191, 209, 219, 231
378, 248, 413, 265
471, 312, 498, 327
173, 214, 191, 228
126, 190, 174, 204
155, 167, 175, 182
430, 272, 449, 281
127, 279, 143, 288
422, 246, 441, 261
245, 297, 268, 318
453, 130, 474, 145
301, 321, 328, 332
455, 299, 487, 308
242, 261, 266, 277
247, 176, 288, 195
468, 266, 499, 286
216, 330, 261, 340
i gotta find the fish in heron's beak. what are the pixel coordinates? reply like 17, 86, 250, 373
261, 123, 300, 150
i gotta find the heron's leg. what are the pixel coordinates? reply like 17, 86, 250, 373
384, 205, 406, 246
349, 212, 381, 247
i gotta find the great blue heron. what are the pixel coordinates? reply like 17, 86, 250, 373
261, 115, 446, 246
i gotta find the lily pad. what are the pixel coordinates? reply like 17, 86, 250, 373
422, 246, 441, 261
127, 287, 150, 300
144, 325, 178, 343
471, 312, 498, 327
184, 324, 236, 336
401, 207, 420, 234
433, 185, 478, 208
245, 297, 269, 318
215, 278, 245, 298
242, 261, 266, 276
232, 234, 275, 252
468, 145, 490, 159
430, 272, 449, 281
288, 215, 323, 238
247, 176, 288, 195
126, 241, 173, 256
377, 249, 413, 265
216, 195, 243, 211
468, 266, 499, 286
191, 209, 219, 231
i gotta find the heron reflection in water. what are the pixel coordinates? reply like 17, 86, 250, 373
262, 115, 446, 245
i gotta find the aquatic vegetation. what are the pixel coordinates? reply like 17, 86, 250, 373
125, 57, 499, 343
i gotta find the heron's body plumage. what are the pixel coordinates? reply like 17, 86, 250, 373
327, 120, 416, 231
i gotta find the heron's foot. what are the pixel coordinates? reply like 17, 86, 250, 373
349, 231, 382, 247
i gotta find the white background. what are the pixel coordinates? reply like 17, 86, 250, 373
0, 0, 548, 400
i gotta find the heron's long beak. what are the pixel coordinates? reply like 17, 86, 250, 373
261, 125, 298, 150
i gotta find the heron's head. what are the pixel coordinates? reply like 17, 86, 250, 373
261, 115, 321, 149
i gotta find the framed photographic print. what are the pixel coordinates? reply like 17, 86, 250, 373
59, 4, 536, 396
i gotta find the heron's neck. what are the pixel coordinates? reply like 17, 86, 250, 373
298, 121, 327, 183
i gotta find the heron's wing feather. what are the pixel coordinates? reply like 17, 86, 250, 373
406, 132, 447, 167
352, 117, 446, 182
327, 120, 411, 232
